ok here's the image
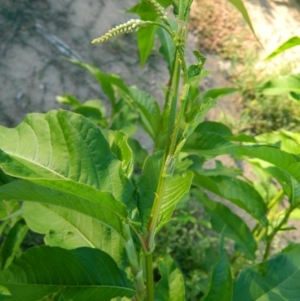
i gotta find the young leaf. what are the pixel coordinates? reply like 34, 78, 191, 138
257, 74, 300, 96
194, 190, 257, 260
201, 87, 237, 102
0, 246, 135, 301
157, 22, 176, 73
69, 60, 129, 102
22, 202, 124, 265
202, 230, 232, 301
127, 3, 160, 66
0, 220, 28, 269
137, 152, 193, 231
56, 94, 81, 107
193, 172, 267, 225
0, 180, 128, 238
129, 87, 161, 139
108, 131, 134, 178
155, 254, 186, 301
138, 151, 164, 231
157, 170, 193, 231
226, 0, 257, 40
233, 244, 300, 301
265, 36, 300, 60
0, 110, 133, 206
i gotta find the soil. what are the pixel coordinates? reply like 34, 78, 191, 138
1, 0, 300, 247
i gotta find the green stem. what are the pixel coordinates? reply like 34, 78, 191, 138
124, 224, 145, 300
145, 253, 155, 301
263, 206, 294, 261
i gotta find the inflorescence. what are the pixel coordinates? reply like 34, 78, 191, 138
92, 19, 148, 44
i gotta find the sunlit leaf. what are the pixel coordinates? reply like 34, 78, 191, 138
155, 254, 185, 301
23, 202, 124, 265
265, 36, 300, 60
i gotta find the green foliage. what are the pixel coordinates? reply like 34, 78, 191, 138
1, 0, 300, 300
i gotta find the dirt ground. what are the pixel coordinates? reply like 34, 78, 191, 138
1, 0, 300, 245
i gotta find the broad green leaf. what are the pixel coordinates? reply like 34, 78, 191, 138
202, 231, 232, 301
193, 172, 267, 225
265, 36, 300, 60
0, 246, 135, 301
69, 59, 129, 102
201, 87, 237, 102
0, 180, 127, 238
184, 129, 300, 185
233, 245, 300, 301
0, 220, 28, 269
226, 0, 257, 39
155, 254, 185, 301
194, 191, 257, 260
157, 22, 176, 73
108, 131, 134, 178
0, 110, 133, 206
56, 94, 81, 107
257, 74, 300, 95
157, 170, 193, 231
129, 87, 160, 139
22, 202, 124, 264
157, 0, 172, 7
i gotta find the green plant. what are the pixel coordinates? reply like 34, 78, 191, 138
1, 1, 300, 301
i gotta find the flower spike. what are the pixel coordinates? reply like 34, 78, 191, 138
92, 19, 148, 44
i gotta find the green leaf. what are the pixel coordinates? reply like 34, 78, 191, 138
201, 87, 237, 102
194, 191, 257, 260
0, 246, 135, 301
0, 180, 128, 238
265, 36, 300, 60
184, 129, 300, 186
110, 101, 138, 136
155, 254, 185, 301
257, 74, 300, 95
138, 152, 164, 231
157, 170, 193, 231
127, 138, 148, 168
129, 87, 160, 139
0, 220, 28, 269
127, 3, 159, 66
157, 22, 176, 73
22, 202, 124, 265
137, 25, 158, 66
233, 245, 300, 301
0, 110, 133, 206
108, 131, 134, 178
202, 230, 232, 301
226, 0, 257, 40
193, 172, 267, 225
73, 99, 107, 126
69, 60, 129, 102
138, 152, 193, 231
56, 94, 81, 107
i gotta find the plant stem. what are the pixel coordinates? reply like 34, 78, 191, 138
145, 253, 155, 301
263, 206, 294, 261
